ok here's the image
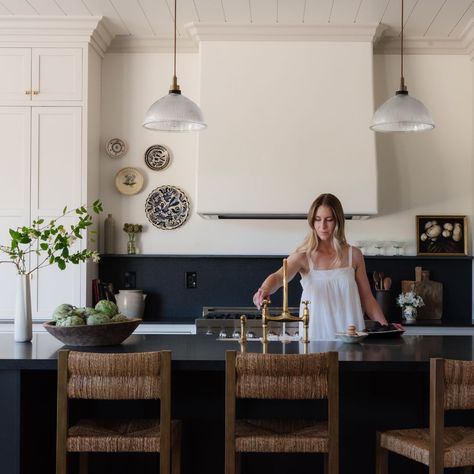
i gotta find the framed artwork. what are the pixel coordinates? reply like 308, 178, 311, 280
416, 215, 468, 256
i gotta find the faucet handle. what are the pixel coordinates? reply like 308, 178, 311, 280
262, 298, 271, 307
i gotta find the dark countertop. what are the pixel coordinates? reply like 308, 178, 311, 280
400, 319, 474, 327
1, 333, 472, 371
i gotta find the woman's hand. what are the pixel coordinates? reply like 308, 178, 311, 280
253, 287, 269, 310
391, 322, 405, 331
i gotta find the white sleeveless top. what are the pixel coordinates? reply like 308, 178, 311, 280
299, 246, 365, 340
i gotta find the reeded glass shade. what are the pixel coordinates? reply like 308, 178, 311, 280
370, 92, 434, 133
143, 92, 207, 132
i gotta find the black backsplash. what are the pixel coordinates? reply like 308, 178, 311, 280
99, 255, 472, 323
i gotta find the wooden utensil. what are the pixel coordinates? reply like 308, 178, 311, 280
383, 277, 392, 290
372, 271, 380, 290
379, 272, 385, 287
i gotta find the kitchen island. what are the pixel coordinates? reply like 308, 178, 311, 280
1, 333, 473, 474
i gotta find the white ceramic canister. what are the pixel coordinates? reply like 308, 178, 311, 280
116, 289, 146, 319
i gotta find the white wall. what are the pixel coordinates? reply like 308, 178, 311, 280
100, 49, 472, 256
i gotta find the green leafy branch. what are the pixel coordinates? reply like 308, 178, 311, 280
0, 200, 103, 275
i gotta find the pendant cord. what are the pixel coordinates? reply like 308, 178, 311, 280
173, 0, 177, 80
400, 0, 405, 89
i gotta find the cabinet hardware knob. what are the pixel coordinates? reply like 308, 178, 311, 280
25, 90, 32, 95
32, 90, 39, 95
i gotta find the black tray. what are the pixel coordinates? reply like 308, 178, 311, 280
364, 328, 405, 338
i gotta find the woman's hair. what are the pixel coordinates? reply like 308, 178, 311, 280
296, 193, 347, 265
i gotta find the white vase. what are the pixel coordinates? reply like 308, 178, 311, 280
14, 274, 32, 342
402, 305, 417, 322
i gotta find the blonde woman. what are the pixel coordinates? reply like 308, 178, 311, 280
253, 193, 396, 340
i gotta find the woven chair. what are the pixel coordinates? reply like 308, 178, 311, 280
376, 358, 474, 474
225, 351, 339, 474
56, 350, 181, 474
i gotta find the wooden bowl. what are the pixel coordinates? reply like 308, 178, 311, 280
43, 319, 141, 346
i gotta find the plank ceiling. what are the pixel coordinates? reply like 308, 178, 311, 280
0, 0, 472, 40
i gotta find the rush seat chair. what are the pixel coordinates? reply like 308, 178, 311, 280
376, 358, 474, 474
225, 351, 339, 474
56, 350, 181, 474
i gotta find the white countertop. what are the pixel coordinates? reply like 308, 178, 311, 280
0, 322, 196, 335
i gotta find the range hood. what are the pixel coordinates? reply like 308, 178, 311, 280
197, 41, 378, 219
199, 213, 373, 220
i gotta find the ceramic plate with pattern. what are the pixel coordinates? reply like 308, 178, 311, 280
115, 167, 144, 195
105, 138, 128, 158
144, 144, 171, 171
145, 185, 190, 230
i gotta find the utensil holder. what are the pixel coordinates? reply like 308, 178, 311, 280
375, 289, 395, 323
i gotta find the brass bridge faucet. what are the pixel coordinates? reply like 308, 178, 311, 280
261, 258, 310, 344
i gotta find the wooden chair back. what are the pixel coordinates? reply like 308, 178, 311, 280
225, 351, 339, 473
56, 350, 172, 474
430, 358, 474, 471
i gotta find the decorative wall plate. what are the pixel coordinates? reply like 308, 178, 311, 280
106, 138, 128, 158
144, 144, 171, 171
145, 185, 190, 230
115, 167, 144, 195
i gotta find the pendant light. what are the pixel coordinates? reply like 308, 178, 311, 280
370, 0, 434, 133
143, 0, 206, 132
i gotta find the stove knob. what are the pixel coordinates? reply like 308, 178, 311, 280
205, 328, 213, 336
232, 330, 240, 339
219, 329, 227, 339
247, 331, 256, 339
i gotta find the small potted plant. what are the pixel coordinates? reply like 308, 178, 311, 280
123, 223, 143, 254
396, 291, 424, 321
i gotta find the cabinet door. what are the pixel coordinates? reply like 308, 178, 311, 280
0, 107, 31, 318
0, 49, 31, 103
31, 107, 83, 318
32, 48, 82, 102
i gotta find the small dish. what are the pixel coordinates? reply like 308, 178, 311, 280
144, 144, 171, 171
115, 167, 144, 195
144, 185, 190, 230
105, 138, 128, 158
335, 332, 368, 343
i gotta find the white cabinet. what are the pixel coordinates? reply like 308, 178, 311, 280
0, 19, 105, 321
0, 107, 31, 315
0, 107, 83, 318
31, 107, 83, 318
0, 47, 82, 103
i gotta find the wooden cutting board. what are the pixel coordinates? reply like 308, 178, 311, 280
401, 269, 443, 319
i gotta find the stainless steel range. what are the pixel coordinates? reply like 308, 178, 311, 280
196, 306, 301, 340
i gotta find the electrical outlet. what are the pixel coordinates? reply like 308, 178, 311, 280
185, 271, 198, 289
124, 271, 136, 289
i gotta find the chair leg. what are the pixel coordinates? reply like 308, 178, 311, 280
225, 443, 236, 474
172, 423, 182, 474
78, 453, 88, 474
56, 450, 67, 474
323, 453, 328, 474
235, 453, 241, 474
376, 432, 388, 474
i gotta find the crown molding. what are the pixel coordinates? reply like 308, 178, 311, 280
107, 36, 197, 54
0, 16, 113, 56
374, 19, 474, 57
461, 18, 474, 59
374, 36, 467, 55
185, 23, 382, 42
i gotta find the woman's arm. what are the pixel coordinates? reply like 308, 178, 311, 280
352, 247, 389, 325
252, 252, 307, 309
